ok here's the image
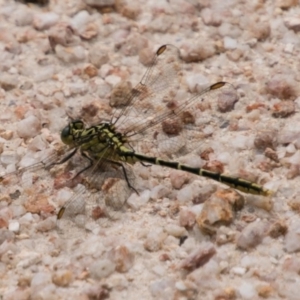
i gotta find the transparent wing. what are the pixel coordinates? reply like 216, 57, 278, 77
108, 45, 238, 159
0, 147, 73, 187
56, 154, 135, 240
111, 44, 182, 130
124, 81, 238, 159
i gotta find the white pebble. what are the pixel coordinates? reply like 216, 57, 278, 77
238, 282, 257, 299
105, 74, 122, 86
231, 266, 246, 275
16, 115, 41, 139
165, 224, 187, 238
33, 12, 59, 30
8, 220, 19, 233
223, 36, 238, 49
127, 190, 150, 210
89, 259, 115, 279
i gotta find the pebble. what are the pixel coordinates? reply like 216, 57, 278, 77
16, 115, 41, 139
149, 278, 176, 300
200, 8, 222, 26
52, 270, 73, 287
33, 12, 59, 30
276, 0, 298, 9
14, 8, 33, 27
237, 281, 257, 299
109, 81, 132, 107
179, 208, 196, 229
144, 229, 166, 252
55, 45, 86, 63
108, 245, 135, 273
105, 74, 122, 86
217, 89, 238, 112
236, 220, 268, 250
35, 217, 56, 232
16, 251, 42, 268
138, 47, 155, 66
48, 23, 80, 49
272, 100, 295, 118
165, 224, 187, 238
179, 243, 216, 271
181, 40, 216, 62
127, 189, 150, 210
89, 259, 116, 279
284, 220, 300, 253
8, 220, 19, 233
284, 17, 300, 32
0, 74, 18, 91
197, 190, 244, 234
254, 130, 278, 150
265, 75, 297, 100
88, 44, 109, 68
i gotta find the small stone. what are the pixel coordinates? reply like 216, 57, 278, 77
284, 220, 300, 253
84, 64, 98, 78
249, 20, 271, 41
127, 190, 150, 210
264, 148, 279, 162
179, 208, 196, 229
149, 278, 176, 299
202, 160, 224, 174
118, 3, 141, 20
144, 229, 166, 252
52, 270, 73, 287
170, 170, 189, 190
8, 220, 19, 233
266, 75, 297, 100
109, 81, 132, 107
268, 219, 287, 238
89, 259, 115, 279
181, 40, 216, 62
200, 8, 221, 26
16, 115, 41, 139
236, 220, 268, 250
35, 217, 56, 232
272, 101, 295, 118
48, 24, 80, 49
88, 44, 109, 68
0, 130, 13, 140
256, 284, 273, 298
55, 45, 86, 63
24, 195, 55, 214
276, 0, 298, 9
165, 224, 187, 238
18, 251, 42, 268
197, 190, 244, 234
238, 282, 257, 299
179, 243, 216, 272
33, 12, 59, 30
108, 245, 135, 273
0, 74, 18, 91
217, 89, 238, 112
14, 8, 33, 27
138, 47, 155, 66
254, 130, 278, 150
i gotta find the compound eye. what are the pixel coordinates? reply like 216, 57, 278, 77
61, 125, 73, 145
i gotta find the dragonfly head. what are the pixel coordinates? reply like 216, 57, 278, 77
61, 120, 85, 146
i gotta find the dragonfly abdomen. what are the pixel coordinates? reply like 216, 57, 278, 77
128, 152, 271, 197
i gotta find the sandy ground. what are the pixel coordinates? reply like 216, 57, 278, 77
1, 0, 300, 299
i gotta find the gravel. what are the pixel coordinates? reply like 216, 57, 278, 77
1, 0, 300, 299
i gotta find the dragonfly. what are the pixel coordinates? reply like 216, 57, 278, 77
0, 44, 272, 239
